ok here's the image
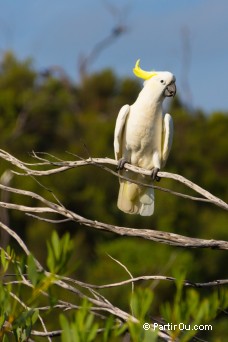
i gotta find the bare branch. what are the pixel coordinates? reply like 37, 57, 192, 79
0, 150, 227, 210
4, 271, 228, 290
61, 274, 228, 290
0, 180, 227, 250
108, 254, 134, 296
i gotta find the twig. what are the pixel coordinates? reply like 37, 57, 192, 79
62, 275, 228, 289
107, 254, 134, 293
4, 272, 228, 290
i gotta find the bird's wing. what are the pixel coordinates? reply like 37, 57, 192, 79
161, 113, 173, 167
114, 104, 130, 160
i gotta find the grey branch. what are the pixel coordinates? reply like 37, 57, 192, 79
0, 150, 227, 210
61, 275, 228, 290
0, 183, 227, 250
0, 149, 227, 250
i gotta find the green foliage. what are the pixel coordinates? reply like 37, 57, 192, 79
127, 321, 157, 342
161, 271, 228, 341
0, 246, 15, 273
0, 232, 74, 340
128, 288, 157, 342
12, 309, 39, 342
0, 250, 40, 341
0, 232, 227, 341
131, 288, 153, 320
46, 231, 73, 274
27, 253, 40, 286
0, 283, 11, 324
60, 300, 99, 342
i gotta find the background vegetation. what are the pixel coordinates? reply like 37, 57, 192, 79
0, 51, 227, 341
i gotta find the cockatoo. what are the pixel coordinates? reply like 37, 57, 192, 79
114, 59, 176, 216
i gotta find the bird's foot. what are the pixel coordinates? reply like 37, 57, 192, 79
151, 167, 160, 182
117, 158, 128, 170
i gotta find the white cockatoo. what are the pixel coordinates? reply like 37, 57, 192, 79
114, 59, 176, 216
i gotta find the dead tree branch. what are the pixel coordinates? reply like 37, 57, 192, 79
0, 150, 227, 210
0, 150, 227, 250
0, 182, 227, 250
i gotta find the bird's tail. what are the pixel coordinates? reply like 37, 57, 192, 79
117, 176, 154, 216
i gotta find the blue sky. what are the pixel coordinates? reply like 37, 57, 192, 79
0, 0, 228, 113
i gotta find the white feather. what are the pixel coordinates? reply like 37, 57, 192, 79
114, 104, 129, 160
162, 113, 174, 167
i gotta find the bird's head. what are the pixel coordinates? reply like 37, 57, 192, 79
133, 59, 176, 98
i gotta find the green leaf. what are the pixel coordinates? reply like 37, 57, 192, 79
130, 288, 153, 321
60, 314, 72, 342
102, 315, 114, 342
1, 248, 8, 272
27, 254, 39, 286
46, 231, 73, 274
2, 334, 10, 342
87, 322, 98, 341
52, 230, 61, 260
31, 309, 39, 325
143, 329, 158, 342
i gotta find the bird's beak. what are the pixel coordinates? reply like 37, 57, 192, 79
164, 82, 176, 97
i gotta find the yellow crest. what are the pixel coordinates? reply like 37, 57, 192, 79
133, 59, 157, 80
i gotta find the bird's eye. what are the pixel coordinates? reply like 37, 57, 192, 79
160, 80, 164, 83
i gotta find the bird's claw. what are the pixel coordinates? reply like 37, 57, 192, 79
151, 167, 160, 182
117, 158, 128, 170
